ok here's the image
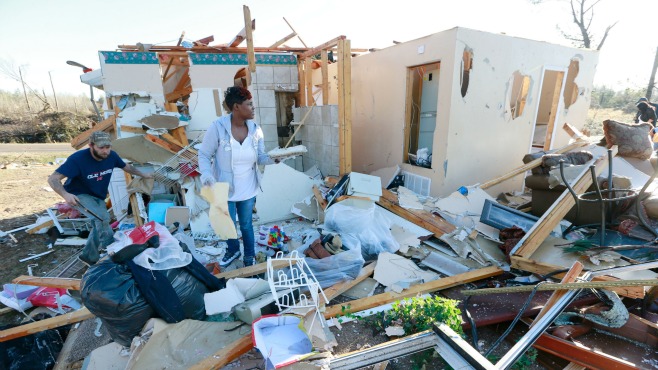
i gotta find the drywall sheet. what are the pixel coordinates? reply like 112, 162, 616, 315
200, 183, 237, 240
256, 163, 320, 224
99, 51, 164, 95
112, 136, 177, 165
116, 102, 159, 138
125, 319, 248, 370
374, 252, 439, 291
139, 113, 181, 130
186, 88, 226, 134
369, 165, 401, 188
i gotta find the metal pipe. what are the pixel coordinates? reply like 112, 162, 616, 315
589, 165, 606, 246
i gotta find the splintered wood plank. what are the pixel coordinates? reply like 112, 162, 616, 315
376, 189, 455, 237
269, 31, 297, 48
323, 266, 502, 318
119, 125, 146, 134
0, 308, 94, 342
563, 122, 586, 140
124, 171, 143, 227
321, 262, 377, 304
321, 50, 329, 105
188, 333, 253, 370
511, 146, 617, 258
301, 35, 346, 58
144, 133, 184, 153
71, 115, 116, 149
510, 256, 644, 299
162, 31, 185, 82
312, 185, 328, 210
305, 57, 313, 105
480, 139, 589, 189
243, 5, 255, 73
170, 126, 189, 146
13, 276, 81, 290
214, 259, 298, 280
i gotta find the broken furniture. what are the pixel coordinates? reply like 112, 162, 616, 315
558, 149, 641, 246
523, 150, 600, 225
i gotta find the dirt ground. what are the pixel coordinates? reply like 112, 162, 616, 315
0, 148, 83, 321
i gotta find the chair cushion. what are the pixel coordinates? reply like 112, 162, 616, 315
603, 119, 653, 160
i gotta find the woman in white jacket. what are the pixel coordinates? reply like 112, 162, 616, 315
199, 86, 276, 267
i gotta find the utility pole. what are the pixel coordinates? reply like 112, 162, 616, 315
647, 47, 658, 101
48, 71, 59, 111
18, 66, 30, 111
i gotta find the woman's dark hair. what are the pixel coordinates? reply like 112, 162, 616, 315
224, 86, 253, 111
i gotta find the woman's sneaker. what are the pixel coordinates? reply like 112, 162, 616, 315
220, 250, 241, 267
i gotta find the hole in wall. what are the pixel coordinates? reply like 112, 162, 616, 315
460, 48, 473, 97
509, 71, 531, 119
563, 59, 579, 109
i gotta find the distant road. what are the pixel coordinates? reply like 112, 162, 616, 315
0, 143, 74, 153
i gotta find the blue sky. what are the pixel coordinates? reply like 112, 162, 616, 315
0, 0, 655, 96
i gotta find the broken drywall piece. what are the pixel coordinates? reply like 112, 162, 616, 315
268, 145, 308, 160
138, 113, 181, 130
397, 186, 424, 210
291, 194, 320, 222
200, 183, 237, 240
390, 224, 420, 254
368, 165, 400, 188
341, 278, 379, 300
434, 186, 494, 225
112, 135, 177, 165
189, 208, 214, 234
373, 252, 439, 289
422, 239, 458, 257
303, 309, 338, 352
439, 229, 489, 266
119, 319, 248, 370
256, 163, 320, 224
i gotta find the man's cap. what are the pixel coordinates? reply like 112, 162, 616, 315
637, 97, 648, 104
90, 131, 112, 146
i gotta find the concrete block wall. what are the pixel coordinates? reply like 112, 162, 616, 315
293, 105, 339, 177
252, 65, 299, 152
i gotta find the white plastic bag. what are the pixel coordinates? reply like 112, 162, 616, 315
324, 202, 399, 260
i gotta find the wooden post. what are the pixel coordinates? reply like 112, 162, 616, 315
647, 47, 658, 101
543, 73, 564, 151
321, 50, 329, 105
298, 59, 306, 106
337, 39, 352, 175
243, 6, 256, 73
305, 57, 313, 106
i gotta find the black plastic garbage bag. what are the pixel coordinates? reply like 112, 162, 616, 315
80, 259, 211, 347
0, 314, 68, 370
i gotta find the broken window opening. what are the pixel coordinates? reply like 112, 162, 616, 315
275, 92, 296, 149
532, 70, 564, 150
404, 62, 440, 169
509, 71, 530, 119
563, 59, 579, 109
460, 48, 473, 97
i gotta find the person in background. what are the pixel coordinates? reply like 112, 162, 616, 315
198, 86, 277, 267
634, 97, 658, 124
48, 131, 152, 266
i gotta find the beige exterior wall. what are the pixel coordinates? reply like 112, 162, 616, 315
351, 27, 599, 197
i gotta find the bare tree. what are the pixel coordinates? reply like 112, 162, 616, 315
532, 0, 618, 50
0, 58, 51, 112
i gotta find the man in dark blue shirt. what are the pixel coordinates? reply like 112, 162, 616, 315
48, 131, 152, 265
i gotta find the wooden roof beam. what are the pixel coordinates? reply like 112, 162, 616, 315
228, 18, 255, 47
301, 35, 347, 59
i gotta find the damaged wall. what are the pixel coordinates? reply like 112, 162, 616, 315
350, 27, 598, 197
293, 105, 340, 177
99, 52, 166, 105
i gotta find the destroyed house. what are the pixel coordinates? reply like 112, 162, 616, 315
350, 27, 599, 197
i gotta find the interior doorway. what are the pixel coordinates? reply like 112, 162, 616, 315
404, 62, 440, 168
531, 68, 565, 151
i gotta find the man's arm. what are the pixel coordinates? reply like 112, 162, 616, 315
123, 164, 153, 179
47, 171, 80, 206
